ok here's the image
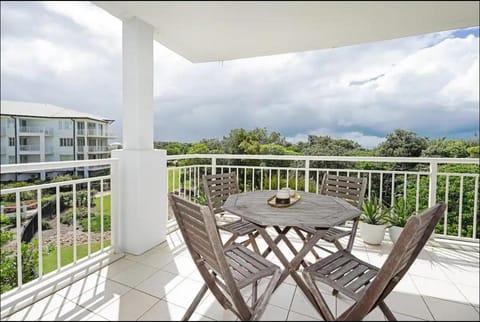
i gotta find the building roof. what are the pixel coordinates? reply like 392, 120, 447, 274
0, 100, 114, 123
94, 1, 479, 63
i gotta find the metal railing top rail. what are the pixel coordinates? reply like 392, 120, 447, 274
0, 158, 117, 174
1, 175, 111, 194
165, 154, 478, 164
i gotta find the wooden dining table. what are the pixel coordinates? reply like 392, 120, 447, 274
222, 190, 361, 318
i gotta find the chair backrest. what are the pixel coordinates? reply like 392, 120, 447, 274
203, 172, 239, 215
168, 193, 251, 315
320, 174, 367, 209
341, 202, 446, 320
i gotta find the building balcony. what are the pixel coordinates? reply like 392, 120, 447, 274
0, 155, 478, 321
88, 146, 110, 153
18, 145, 54, 154
85, 130, 116, 138
18, 144, 40, 153
18, 127, 54, 136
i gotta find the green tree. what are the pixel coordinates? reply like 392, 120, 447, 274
377, 129, 427, 157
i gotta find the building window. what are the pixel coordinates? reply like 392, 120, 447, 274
58, 120, 63, 129
8, 137, 15, 146
59, 138, 73, 147
8, 156, 15, 164
7, 119, 14, 128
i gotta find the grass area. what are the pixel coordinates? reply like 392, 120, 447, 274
42, 240, 111, 274
168, 167, 195, 193
95, 195, 111, 215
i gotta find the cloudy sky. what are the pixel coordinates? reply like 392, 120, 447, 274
1, 1, 479, 148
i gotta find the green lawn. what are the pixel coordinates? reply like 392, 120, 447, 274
42, 241, 111, 274
95, 195, 111, 215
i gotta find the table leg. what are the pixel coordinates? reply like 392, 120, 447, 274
256, 226, 328, 320
261, 226, 291, 258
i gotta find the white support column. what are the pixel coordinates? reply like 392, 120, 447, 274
112, 17, 167, 255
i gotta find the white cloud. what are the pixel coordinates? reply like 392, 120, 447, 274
1, 2, 478, 146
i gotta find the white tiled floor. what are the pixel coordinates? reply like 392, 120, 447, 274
2, 229, 479, 321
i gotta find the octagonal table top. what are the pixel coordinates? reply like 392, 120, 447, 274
222, 190, 361, 228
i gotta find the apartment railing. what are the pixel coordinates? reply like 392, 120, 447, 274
18, 127, 53, 136
85, 130, 115, 137
88, 146, 110, 153
0, 159, 118, 316
18, 145, 40, 152
166, 154, 479, 243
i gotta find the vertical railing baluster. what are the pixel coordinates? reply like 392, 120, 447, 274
458, 176, 464, 238
379, 173, 383, 206
260, 168, 263, 191
56, 186, 61, 270
444, 175, 449, 236
244, 168, 247, 192
403, 173, 407, 201
415, 174, 420, 214
316, 170, 319, 194
428, 161, 438, 208
304, 160, 310, 192
37, 188, 43, 278
252, 168, 255, 192
295, 169, 298, 191
391, 173, 395, 207
16, 191, 22, 287
286, 169, 289, 188
269, 169, 272, 190
100, 179, 104, 250
277, 169, 280, 190
87, 182, 91, 256
368, 172, 372, 200
73, 183, 77, 263
473, 176, 478, 240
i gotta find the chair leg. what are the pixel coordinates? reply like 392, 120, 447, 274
223, 233, 238, 247
251, 269, 281, 321
379, 301, 397, 321
252, 280, 258, 306
302, 272, 336, 321
249, 233, 261, 254
182, 283, 208, 321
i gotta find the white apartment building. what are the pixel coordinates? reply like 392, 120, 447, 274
0, 100, 115, 181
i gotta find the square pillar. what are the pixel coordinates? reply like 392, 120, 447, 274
113, 17, 167, 255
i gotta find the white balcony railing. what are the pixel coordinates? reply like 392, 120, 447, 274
18, 127, 53, 136
0, 154, 478, 317
166, 154, 479, 243
0, 159, 118, 316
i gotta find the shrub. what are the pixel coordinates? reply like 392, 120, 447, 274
60, 207, 90, 226
81, 215, 111, 232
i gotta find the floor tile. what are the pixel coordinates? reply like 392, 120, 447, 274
423, 296, 480, 321
259, 304, 289, 321
139, 299, 213, 321
108, 262, 158, 288
163, 278, 206, 309
411, 275, 470, 303
1, 294, 68, 321
68, 279, 131, 312
135, 270, 185, 299
95, 289, 159, 321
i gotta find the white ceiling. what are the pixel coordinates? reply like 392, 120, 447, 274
94, 1, 479, 63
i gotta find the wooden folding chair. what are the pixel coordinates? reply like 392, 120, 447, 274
203, 172, 261, 253
296, 174, 367, 256
168, 193, 281, 321
302, 202, 446, 321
